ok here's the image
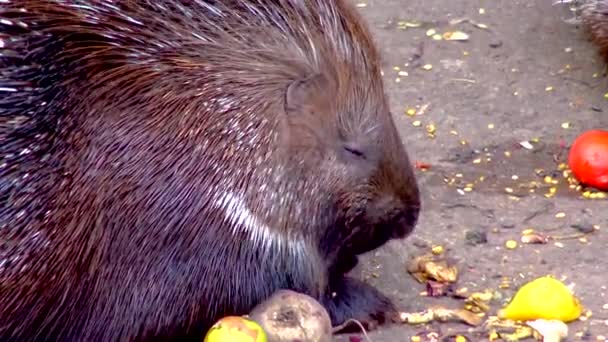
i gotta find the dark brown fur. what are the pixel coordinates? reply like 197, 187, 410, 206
579, 0, 608, 61
0, 1, 420, 341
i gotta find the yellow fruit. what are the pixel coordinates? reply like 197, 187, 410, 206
203, 316, 267, 342
498, 276, 583, 322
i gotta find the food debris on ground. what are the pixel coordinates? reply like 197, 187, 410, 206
498, 276, 583, 323
527, 319, 569, 342
519, 141, 534, 150
463, 290, 500, 313
568, 130, 608, 191
431, 245, 444, 255
399, 307, 484, 326
505, 240, 518, 249
406, 253, 459, 284
425, 279, 451, 297
442, 31, 470, 41
520, 230, 549, 244
415, 160, 432, 171
204, 316, 268, 342
248, 289, 332, 342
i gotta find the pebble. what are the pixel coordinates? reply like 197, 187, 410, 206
489, 40, 503, 48
498, 218, 517, 229
572, 223, 596, 234
465, 230, 488, 245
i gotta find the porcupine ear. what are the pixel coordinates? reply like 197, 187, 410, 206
284, 73, 331, 114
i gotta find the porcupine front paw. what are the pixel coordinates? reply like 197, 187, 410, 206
322, 276, 398, 333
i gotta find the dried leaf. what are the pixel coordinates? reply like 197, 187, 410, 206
464, 291, 495, 312
399, 307, 483, 326
433, 307, 484, 326
400, 310, 435, 324
498, 326, 534, 342
406, 254, 459, 283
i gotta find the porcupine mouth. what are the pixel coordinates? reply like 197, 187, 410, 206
345, 205, 420, 257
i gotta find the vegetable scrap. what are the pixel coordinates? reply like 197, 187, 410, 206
442, 31, 470, 41
483, 318, 569, 342
527, 319, 569, 342
415, 161, 432, 171
498, 276, 583, 323
400, 244, 587, 340
205, 290, 335, 342
398, 307, 484, 326
204, 316, 268, 342
411, 331, 440, 342
520, 230, 548, 245
568, 130, 608, 191
426, 123, 436, 138
504, 240, 518, 249
431, 245, 444, 255
406, 253, 459, 284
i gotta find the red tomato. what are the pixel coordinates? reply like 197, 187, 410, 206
568, 130, 608, 191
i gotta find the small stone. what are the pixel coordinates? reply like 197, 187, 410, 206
489, 40, 502, 48
412, 238, 429, 249
571, 223, 596, 234
499, 219, 516, 229
465, 230, 488, 246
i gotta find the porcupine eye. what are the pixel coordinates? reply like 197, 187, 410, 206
343, 144, 365, 159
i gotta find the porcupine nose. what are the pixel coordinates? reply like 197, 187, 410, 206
390, 201, 420, 239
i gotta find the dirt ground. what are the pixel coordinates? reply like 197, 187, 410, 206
336, 0, 608, 341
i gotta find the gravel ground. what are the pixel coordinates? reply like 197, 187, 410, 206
336, 0, 608, 341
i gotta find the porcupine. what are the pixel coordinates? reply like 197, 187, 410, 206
0, 1, 421, 341
557, 0, 608, 62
